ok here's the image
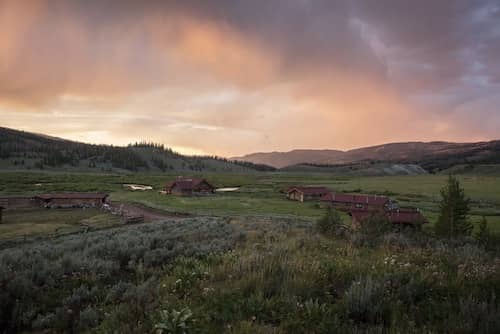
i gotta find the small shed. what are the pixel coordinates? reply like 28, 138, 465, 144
34, 193, 109, 209
164, 177, 215, 196
286, 186, 331, 202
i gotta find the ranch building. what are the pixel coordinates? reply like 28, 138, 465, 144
320, 192, 397, 211
286, 186, 331, 202
349, 207, 428, 229
164, 177, 215, 196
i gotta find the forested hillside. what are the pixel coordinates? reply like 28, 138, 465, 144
0, 127, 274, 173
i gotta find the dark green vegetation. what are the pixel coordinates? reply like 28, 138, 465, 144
1, 171, 499, 333
1, 215, 499, 333
0, 127, 274, 172
435, 175, 473, 238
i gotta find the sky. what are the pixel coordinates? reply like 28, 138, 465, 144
1, 0, 499, 156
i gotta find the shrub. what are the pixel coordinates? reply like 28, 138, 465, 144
351, 212, 392, 247
343, 277, 385, 324
316, 207, 346, 237
154, 307, 195, 334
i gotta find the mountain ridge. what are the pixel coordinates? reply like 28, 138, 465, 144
0, 127, 274, 173
232, 140, 500, 170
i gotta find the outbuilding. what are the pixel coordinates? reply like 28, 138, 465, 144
349, 207, 428, 229
164, 177, 215, 196
286, 186, 331, 202
320, 192, 397, 211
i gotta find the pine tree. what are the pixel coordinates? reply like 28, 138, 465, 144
434, 175, 472, 238
475, 216, 491, 245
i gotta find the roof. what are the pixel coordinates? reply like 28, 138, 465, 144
35, 193, 109, 200
387, 208, 428, 224
350, 208, 428, 225
320, 192, 389, 206
287, 186, 331, 195
165, 177, 214, 191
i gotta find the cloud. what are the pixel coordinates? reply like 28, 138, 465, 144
0, 0, 498, 155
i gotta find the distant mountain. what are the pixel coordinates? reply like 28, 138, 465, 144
233, 149, 345, 169
0, 127, 275, 172
232, 141, 500, 171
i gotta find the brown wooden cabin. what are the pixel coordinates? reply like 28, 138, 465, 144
320, 192, 397, 212
164, 177, 215, 196
0, 196, 38, 209
34, 193, 109, 209
287, 186, 331, 202
349, 208, 428, 229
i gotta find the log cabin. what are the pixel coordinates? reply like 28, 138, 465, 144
350, 207, 428, 229
164, 177, 215, 196
320, 192, 397, 211
286, 186, 331, 202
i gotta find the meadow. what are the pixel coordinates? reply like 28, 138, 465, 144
1, 171, 500, 234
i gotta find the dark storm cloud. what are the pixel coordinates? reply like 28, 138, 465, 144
1, 0, 499, 154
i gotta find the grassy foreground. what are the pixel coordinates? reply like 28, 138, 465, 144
0, 216, 499, 333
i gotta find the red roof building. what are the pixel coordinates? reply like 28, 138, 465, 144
286, 186, 331, 202
164, 177, 215, 196
349, 207, 428, 229
386, 208, 428, 225
320, 192, 394, 211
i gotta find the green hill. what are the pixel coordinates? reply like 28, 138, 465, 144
0, 127, 274, 173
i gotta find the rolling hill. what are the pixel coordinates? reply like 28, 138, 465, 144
0, 127, 274, 173
233, 140, 500, 171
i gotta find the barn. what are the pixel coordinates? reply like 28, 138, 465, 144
164, 177, 215, 196
287, 186, 331, 202
34, 193, 109, 208
320, 192, 397, 211
349, 207, 428, 229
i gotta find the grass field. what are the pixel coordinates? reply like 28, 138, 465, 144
0, 208, 121, 246
1, 171, 500, 235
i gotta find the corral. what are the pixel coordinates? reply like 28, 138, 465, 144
35, 193, 109, 208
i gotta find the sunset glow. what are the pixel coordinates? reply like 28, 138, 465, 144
1, 0, 499, 156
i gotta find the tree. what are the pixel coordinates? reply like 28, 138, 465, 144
316, 206, 345, 236
475, 216, 491, 246
434, 175, 471, 238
